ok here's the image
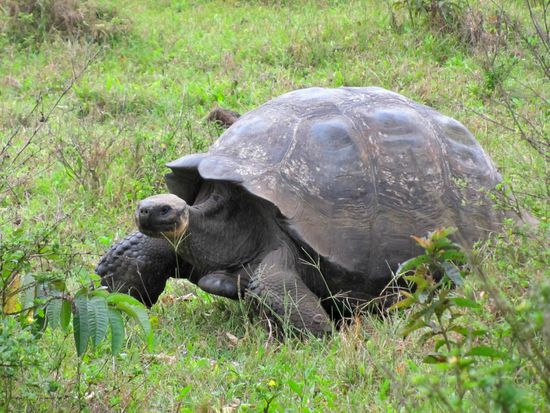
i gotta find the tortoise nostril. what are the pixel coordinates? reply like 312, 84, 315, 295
140, 207, 150, 216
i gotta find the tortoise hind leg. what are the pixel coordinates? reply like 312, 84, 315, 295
246, 246, 332, 337
96, 232, 182, 307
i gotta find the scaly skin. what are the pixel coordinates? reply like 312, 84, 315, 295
96, 232, 178, 307
97, 232, 250, 303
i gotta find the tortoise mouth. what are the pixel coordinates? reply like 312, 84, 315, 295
137, 213, 188, 240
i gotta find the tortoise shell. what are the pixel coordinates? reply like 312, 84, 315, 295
165, 87, 501, 277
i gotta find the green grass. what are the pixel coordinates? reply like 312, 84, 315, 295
1, 0, 548, 411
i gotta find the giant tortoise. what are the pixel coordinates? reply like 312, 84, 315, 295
97, 87, 505, 336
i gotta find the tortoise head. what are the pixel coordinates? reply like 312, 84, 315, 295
136, 194, 189, 241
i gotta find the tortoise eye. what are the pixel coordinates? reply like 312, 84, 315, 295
160, 206, 170, 215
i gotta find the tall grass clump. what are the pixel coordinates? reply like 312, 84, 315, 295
0, 0, 130, 47
391, 0, 468, 33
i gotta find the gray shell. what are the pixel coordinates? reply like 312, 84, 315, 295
166, 87, 502, 276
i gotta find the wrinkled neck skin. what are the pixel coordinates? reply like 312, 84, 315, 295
176, 182, 276, 274
173, 182, 337, 303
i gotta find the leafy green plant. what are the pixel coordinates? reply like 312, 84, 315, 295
391, 229, 490, 408
1, 212, 153, 358
391, 227, 545, 411
3, 269, 153, 357
0, 316, 44, 410
392, 229, 486, 367
47, 281, 154, 357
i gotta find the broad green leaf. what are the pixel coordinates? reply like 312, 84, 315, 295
466, 346, 505, 358
472, 329, 488, 337
60, 299, 72, 332
91, 289, 109, 298
458, 358, 476, 368
114, 301, 150, 335
440, 249, 465, 263
46, 298, 62, 329
114, 301, 153, 351
73, 294, 90, 357
108, 308, 125, 355
50, 279, 67, 292
450, 297, 480, 309
397, 255, 429, 274
432, 237, 457, 252
106, 292, 147, 308
89, 296, 109, 347
432, 227, 457, 240
87, 273, 102, 284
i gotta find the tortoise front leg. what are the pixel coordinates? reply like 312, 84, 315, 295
197, 270, 250, 299
246, 246, 332, 337
96, 232, 184, 307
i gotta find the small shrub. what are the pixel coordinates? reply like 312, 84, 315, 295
0, 317, 45, 411
391, 227, 548, 411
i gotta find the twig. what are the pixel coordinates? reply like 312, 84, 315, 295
8, 47, 103, 168
0, 96, 42, 166
461, 105, 515, 132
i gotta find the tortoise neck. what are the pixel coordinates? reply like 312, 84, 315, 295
179, 183, 271, 272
